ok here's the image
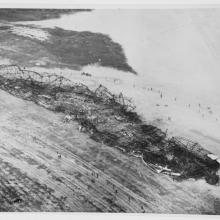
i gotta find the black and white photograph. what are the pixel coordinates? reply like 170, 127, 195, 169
0, 2, 220, 216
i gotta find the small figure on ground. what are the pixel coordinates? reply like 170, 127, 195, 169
128, 196, 131, 203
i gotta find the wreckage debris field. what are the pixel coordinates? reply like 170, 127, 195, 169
0, 65, 219, 185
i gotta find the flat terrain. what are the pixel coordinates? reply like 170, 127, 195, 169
1, 9, 220, 214
0, 89, 219, 213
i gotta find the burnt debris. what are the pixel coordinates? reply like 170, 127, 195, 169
0, 64, 219, 185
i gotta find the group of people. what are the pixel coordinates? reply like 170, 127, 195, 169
145, 86, 219, 123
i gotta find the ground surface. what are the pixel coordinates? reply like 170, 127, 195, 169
0, 23, 134, 72
0, 89, 219, 213
0, 9, 220, 214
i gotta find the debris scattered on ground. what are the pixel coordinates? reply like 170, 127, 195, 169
0, 64, 219, 185
81, 72, 92, 77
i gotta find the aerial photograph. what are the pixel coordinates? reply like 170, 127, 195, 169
0, 8, 220, 214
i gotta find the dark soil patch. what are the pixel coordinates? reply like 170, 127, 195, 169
0, 9, 91, 22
